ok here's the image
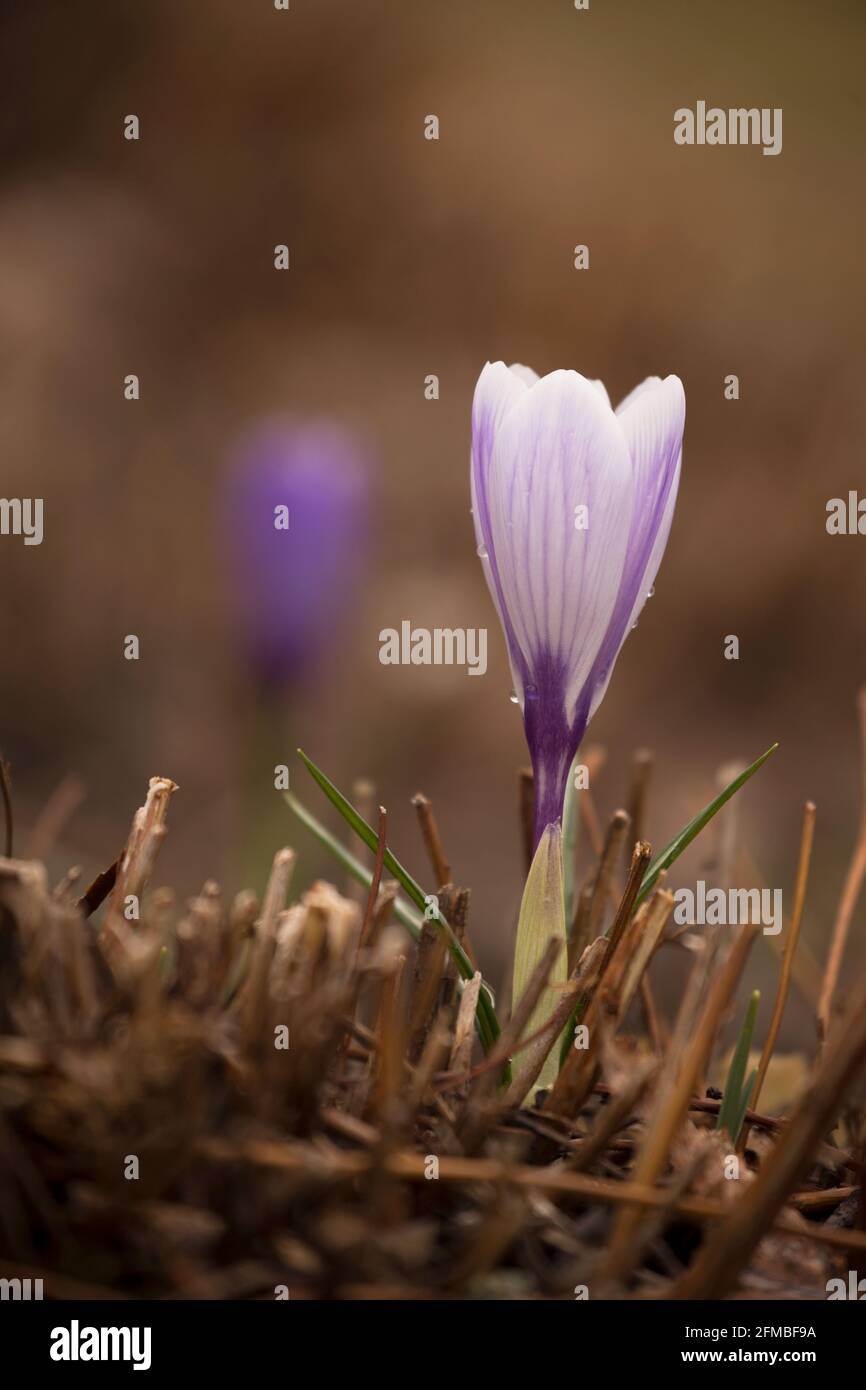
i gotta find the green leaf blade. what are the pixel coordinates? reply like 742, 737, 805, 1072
730, 1068, 758, 1146
717, 989, 761, 1141
636, 743, 778, 908
286, 751, 503, 1056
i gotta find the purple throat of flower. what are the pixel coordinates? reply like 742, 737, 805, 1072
520, 649, 595, 851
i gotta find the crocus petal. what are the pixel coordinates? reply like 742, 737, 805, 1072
471, 362, 537, 698
586, 374, 685, 719
472, 362, 533, 494
485, 370, 633, 719
508, 363, 541, 388
617, 374, 684, 630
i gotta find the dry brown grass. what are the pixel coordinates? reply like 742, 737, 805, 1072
0, 769, 864, 1301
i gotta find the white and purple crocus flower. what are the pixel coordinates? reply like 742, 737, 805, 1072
472, 364, 685, 851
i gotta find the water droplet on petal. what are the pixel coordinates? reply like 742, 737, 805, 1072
476, 544, 488, 559
509, 690, 520, 705
525, 683, 539, 700
647, 586, 655, 599
631, 620, 639, 630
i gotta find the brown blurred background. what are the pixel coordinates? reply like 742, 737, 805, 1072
1, 0, 865, 1041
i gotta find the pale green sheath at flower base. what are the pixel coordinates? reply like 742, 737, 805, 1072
511, 822, 568, 1089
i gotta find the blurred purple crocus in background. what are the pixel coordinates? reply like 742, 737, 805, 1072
224, 419, 370, 689
471, 363, 685, 850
